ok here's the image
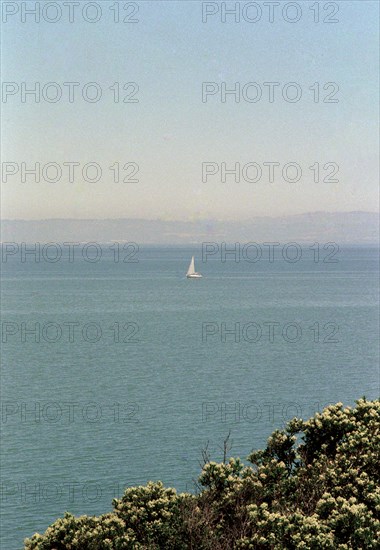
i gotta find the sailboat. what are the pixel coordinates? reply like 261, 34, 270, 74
186, 256, 203, 279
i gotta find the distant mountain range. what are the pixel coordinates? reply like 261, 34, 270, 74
1, 212, 378, 245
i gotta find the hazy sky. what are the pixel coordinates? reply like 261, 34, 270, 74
1, 0, 379, 220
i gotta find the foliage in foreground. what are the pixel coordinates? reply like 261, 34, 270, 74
25, 399, 380, 549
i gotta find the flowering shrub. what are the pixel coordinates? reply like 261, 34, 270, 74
112, 481, 188, 548
25, 399, 380, 549
24, 512, 138, 549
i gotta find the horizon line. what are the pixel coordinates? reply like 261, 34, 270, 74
2, 210, 379, 223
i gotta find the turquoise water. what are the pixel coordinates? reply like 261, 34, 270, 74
1, 245, 379, 549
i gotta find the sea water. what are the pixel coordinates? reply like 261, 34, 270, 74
1, 245, 379, 549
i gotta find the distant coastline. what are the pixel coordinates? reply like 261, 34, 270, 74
1, 211, 379, 245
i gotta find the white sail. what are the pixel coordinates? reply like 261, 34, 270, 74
186, 256, 195, 276
186, 256, 202, 278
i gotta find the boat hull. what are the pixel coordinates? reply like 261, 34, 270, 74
187, 273, 203, 279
